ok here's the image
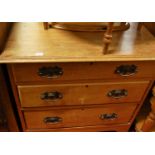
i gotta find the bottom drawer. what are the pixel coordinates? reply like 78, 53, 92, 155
24, 103, 137, 130
25, 123, 131, 132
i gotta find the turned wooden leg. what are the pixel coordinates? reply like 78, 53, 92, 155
43, 22, 57, 30
43, 22, 49, 30
141, 87, 155, 131
103, 22, 114, 54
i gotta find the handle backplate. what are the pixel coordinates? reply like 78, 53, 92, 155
41, 91, 63, 100
107, 89, 128, 99
44, 116, 62, 124
115, 64, 137, 76
100, 113, 118, 120
38, 66, 63, 78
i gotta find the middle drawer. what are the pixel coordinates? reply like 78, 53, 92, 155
18, 81, 149, 107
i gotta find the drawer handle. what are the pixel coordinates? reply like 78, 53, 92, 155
100, 113, 118, 120
107, 89, 128, 99
115, 64, 137, 76
38, 66, 63, 78
44, 117, 62, 124
41, 91, 63, 100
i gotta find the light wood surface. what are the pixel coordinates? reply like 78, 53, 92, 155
25, 123, 130, 132
3, 22, 155, 132
9, 60, 153, 131
11, 61, 155, 83
103, 22, 114, 54
18, 81, 149, 107
0, 22, 155, 63
24, 103, 136, 130
43, 22, 129, 31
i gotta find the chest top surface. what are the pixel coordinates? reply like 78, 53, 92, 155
0, 22, 155, 63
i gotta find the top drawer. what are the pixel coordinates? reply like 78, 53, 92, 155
11, 61, 155, 83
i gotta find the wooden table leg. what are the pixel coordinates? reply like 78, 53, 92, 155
43, 22, 49, 30
43, 22, 56, 30
103, 22, 114, 54
140, 87, 155, 131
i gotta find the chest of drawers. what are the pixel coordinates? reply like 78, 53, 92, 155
1, 22, 155, 132
8, 61, 154, 131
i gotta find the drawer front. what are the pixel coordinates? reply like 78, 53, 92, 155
11, 61, 155, 83
26, 124, 130, 132
18, 81, 149, 107
24, 103, 137, 129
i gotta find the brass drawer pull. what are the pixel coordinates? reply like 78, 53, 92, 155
38, 66, 63, 78
107, 89, 128, 99
115, 64, 137, 76
40, 91, 63, 100
100, 113, 118, 120
44, 116, 62, 124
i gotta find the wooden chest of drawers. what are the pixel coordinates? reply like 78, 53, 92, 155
2, 22, 155, 132
8, 61, 154, 131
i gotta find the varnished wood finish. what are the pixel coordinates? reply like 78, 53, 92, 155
24, 103, 137, 130
8, 61, 153, 131
43, 22, 130, 32
43, 22, 48, 30
26, 123, 130, 132
11, 61, 155, 83
18, 81, 149, 107
103, 22, 114, 54
44, 22, 120, 54
0, 23, 155, 63
2, 22, 155, 132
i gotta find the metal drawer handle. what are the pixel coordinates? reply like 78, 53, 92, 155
41, 91, 63, 100
115, 64, 137, 76
107, 89, 128, 99
44, 116, 62, 124
38, 66, 63, 78
100, 113, 118, 120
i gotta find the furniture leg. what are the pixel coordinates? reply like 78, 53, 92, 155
103, 22, 114, 54
140, 87, 155, 131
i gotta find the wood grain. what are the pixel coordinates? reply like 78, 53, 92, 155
43, 22, 129, 32
11, 61, 155, 83
25, 123, 130, 132
18, 81, 149, 107
24, 103, 137, 130
3, 22, 155, 132
0, 22, 155, 63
